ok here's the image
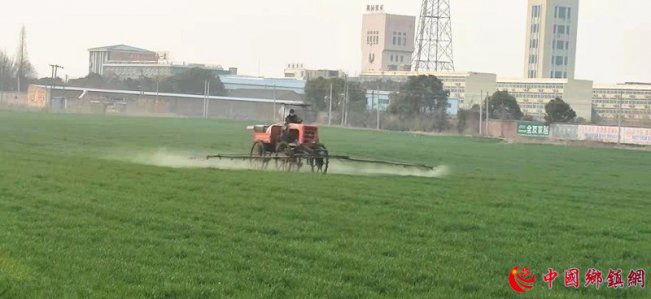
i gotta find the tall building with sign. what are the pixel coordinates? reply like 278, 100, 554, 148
361, 5, 416, 73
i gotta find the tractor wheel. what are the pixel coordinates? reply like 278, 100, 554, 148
250, 141, 268, 170
310, 144, 329, 174
275, 142, 292, 172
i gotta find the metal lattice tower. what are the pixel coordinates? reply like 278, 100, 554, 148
413, 0, 455, 72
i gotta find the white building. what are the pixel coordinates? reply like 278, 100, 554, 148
361, 5, 416, 73
592, 83, 651, 122
283, 64, 345, 81
103, 63, 236, 80
89, 44, 159, 76
360, 71, 497, 109
497, 78, 593, 121
524, 0, 579, 79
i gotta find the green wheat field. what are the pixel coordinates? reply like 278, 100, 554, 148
0, 111, 649, 298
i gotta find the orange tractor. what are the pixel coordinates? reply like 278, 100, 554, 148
248, 122, 330, 173
206, 122, 435, 175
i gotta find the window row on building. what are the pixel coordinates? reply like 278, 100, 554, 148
531, 5, 542, 18
551, 56, 569, 66
549, 71, 568, 79
553, 24, 571, 35
366, 31, 380, 45
511, 92, 563, 99
520, 103, 545, 109
392, 32, 408, 46
389, 54, 407, 63
498, 83, 565, 90
593, 99, 651, 105
554, 40, 570, 50
594, 94, 651, 100
594, 89, 651, 95
531, 23, 540, 33
554, 6, 572, 19
596, 109, 651, 117
529, 39, 539, 49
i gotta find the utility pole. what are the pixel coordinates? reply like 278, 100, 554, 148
206, 80, 210, 119
16, 26, 27, 92
375, 91, 381, 130
203, 80, 210, 119
485, 91, 490, 135
156, 68, 160, 103
479, 90, 483, 136
49, 64, 63, 102
344, 83, 349, 126
618, 90, 623, 144
273, 84, 277, 122
328, 83, 333, 125
139, 71, 144, 97
341, 76, 348, 126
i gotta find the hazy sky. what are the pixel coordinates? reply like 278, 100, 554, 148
1, 0, 650, 83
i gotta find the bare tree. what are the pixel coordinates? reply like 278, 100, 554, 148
14, 25, 35, 91
0, 50, 16, 91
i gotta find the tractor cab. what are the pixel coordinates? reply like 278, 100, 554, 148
250, 123, 320, 148
284, 123, 319, 145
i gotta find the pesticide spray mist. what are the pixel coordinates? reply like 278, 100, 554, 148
114, 149, 450, 178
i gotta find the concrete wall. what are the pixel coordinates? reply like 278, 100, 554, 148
621, 127, 651, 145
0, 92, 28, 107
550, 123, 578, 139
486, 120, 518, 139
576, 125, 619, 143
486, 120, 651, 146
25, 86, 311, 122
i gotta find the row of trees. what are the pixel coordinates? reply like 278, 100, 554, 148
458, 91, 578, 133
304, 77, 366, 111
466, 90, 577, 123
306, 74, 579, 132
0, 25, 227, 97
305, 75, 451, 131
387, 75, 449, 131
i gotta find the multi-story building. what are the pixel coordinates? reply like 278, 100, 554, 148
592, 83, 651, 123
361, 5, 416, 73
360, 71, 497, 109
90, 44, 237, 79
497, 78, 593, 120
524, 0, 579, 79
220, 76, 306, 94
89, 44, 158, 75
103, 63, 237, 80
283, 64, 346, 80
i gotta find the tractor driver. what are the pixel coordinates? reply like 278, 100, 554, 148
282, 109, 302, 142
285, 109, 302, 125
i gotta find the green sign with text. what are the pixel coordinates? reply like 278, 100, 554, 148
517, 122, 550, 137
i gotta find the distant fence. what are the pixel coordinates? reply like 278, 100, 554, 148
550, 124, 578, 140
576, 125, 619, 143
0, 92, 27, 107
484, 120, 651, 146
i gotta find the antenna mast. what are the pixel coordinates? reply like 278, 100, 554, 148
413, 0, 455, 72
